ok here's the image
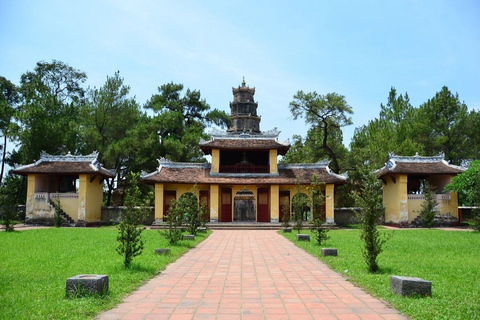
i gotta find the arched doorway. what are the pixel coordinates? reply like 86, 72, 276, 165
234, 189, 256, 222
292, 192, 311, 221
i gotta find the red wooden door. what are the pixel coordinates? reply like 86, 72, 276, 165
257, 188, 269, 222
163, 191, 176, 221
221, 188, 232, 222
279, 191, 290, 223
199, 190, 210, 221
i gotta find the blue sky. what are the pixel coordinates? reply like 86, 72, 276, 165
1, 0, 479, 146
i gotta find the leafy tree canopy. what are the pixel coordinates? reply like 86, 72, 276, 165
145, 82, 231, 162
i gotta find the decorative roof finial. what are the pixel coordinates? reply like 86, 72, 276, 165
242, 77, 246, 87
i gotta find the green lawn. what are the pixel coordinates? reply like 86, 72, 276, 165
282, 228, 480, 320
0, 227, 210, 320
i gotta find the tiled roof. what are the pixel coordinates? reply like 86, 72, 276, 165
199, 135, 290, 155
12, 152, 115, 178
376, 152, 465, 177
141, 161, 347, 185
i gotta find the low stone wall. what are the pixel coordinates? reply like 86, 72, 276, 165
334, 207, 361, 226
101, 206, 155, 225
458, 206, 478, 222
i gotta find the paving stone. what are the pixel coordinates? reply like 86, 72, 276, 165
321, 248, 338, 256
66, 274, 108, 297
390, 275, 432, 297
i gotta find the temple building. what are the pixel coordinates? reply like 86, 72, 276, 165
377, 152, 465, 225
12, 152, 115, 225
142, 80, 347, 224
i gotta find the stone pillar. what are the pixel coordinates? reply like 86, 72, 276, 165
210, 184, 219, 222
270, 184, 279, 223
325, 184, 335, 225
154, 183, 164, 221
25, 174, 36, 220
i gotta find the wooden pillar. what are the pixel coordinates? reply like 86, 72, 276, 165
325, 184, 335, 224
210, 184, 219, 222
154, 183, 164, 221
270, 184, 279, 222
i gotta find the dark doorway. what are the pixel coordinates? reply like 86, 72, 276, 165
234, 189, 256, 222
279, 191, 290, 222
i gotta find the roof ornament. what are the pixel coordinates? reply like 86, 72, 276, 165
242, 77, 246, 87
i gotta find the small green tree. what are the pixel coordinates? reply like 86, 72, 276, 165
0, 196, 17, 232
199, 199, 208, 227
281, 197, 291, 229
292, 192, 309, 234
163, 199, 185, 245
309, 217, 330, 245
445, 160, 480, 231
418, 182, 437, 228
53, 196, 64, 227
181, 193, 201, 236
354, 167, 390, 273
116, 172, 148, 268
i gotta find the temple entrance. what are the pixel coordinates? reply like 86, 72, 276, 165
234, 189, 256, 222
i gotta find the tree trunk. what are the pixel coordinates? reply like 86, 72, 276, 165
322, 122, 340, 173
0, 134, 7, 186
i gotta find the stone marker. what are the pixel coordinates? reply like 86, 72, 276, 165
183, 234, 194, 240
283, 228, 292, 233
155, 248, 171, 255
390, 275, 432, 297
66, 274, 109, 297
296, 234, 310, 241
198, 227, 207, 232
321, 248, 338, 256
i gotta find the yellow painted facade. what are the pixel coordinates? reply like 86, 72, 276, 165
209, 184, 219, 222
24, 173, 106, 223
383, 173, 460, 224
152, 181, 337, 223
270, 184, 279, 222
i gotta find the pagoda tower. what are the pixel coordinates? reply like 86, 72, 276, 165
227, 78, 261, 134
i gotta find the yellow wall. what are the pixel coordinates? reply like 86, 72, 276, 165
384, 174, 460, 223
383, 174, 408, 224
270, 184, 279, 222
438, 191, 459, 218
77, 174, 104, 222
269, 149, 278, 174
325, 184, 334, 224
408, 192, 459, 221
210, 184, 219, 222
54, 195, 79, 222
211, 149, 219, 173
407, 199, 423, 222
25, 175, 36, 219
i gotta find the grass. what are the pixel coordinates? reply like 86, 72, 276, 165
0, 227, 210, 320
282, 228, 480, 320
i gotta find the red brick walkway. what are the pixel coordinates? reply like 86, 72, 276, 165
97, 230, 406, 320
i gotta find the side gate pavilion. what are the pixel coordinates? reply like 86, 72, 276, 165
142, 80, 347, 224
13, 152, 115, 225
377, 152, 465, 225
